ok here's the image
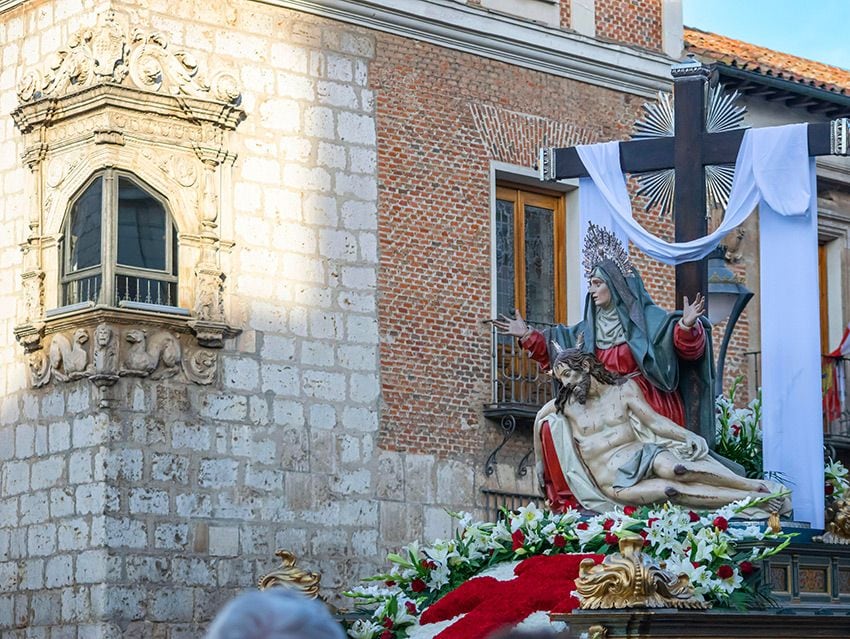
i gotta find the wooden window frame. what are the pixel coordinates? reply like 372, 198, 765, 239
496, 183, 567, 324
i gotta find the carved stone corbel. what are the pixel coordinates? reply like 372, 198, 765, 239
187, 267, 239, 348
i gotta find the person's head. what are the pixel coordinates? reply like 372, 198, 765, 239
205, 588, 345, 639
588, 268, 612, 308
552, 347, 624, 410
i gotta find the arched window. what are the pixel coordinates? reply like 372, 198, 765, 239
61, 170, 179, 309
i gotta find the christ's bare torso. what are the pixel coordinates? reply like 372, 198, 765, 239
557, 381, 655, 491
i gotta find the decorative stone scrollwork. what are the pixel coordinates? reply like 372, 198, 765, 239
49, 328, 91, 381
575, 534, 708, 610
121, 329, 181, 379
16, 11, 241, 106
12, 9, 243, 361
26, 315, 218, 392
182, 349, 218, 385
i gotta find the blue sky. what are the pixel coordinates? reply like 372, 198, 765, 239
683, 0, 850, 70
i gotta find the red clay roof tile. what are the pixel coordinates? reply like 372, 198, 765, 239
684, 27, 850, 95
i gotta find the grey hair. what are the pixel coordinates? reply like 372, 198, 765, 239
205, 589, 345, 639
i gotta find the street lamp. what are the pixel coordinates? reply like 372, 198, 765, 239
707, 246, 754, 397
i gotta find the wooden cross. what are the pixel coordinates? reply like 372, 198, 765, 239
538, 57, 846, 313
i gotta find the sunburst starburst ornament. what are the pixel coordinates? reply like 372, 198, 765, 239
631, 83, 747, 217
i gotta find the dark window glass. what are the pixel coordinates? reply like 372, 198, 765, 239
69, 178, 102, 271
172, 225, 179, 276
117, 177, 166, 270
524, 204, 555, 324
495, 198, 515, 319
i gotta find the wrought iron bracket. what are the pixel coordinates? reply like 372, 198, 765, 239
517, 449, 534, 478
485, 414, 516, 476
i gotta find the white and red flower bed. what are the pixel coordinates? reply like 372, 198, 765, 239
345, 499, 793, 639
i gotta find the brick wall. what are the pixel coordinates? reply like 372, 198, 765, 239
559, 0, 571, 29
596, 0, 664, 52
371, 33, 649, 461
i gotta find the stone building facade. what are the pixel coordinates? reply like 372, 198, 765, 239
0, 0, 845, 637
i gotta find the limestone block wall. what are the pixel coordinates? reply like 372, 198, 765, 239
0, 0, 685, 637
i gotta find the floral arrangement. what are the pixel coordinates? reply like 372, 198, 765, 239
345, 499, 793, 639
825, 459, 850, 499
715, 377, 763, 478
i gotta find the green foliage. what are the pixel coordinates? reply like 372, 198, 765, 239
715, 377, 764, 478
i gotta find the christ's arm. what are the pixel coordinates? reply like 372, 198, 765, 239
622, 382, 709, 458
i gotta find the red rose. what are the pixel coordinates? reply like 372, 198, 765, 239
623, 506, 637, 516
385, 580, 396, 587
688, 511, 700, 523
553, 534, 566, 548
511, 529, 526, 551
602, 518, 615, 531
405, 601, 417, 614
691, 561, 701, 569
643, 538, 650, 547
647, 517, 659, 528
739, 561, 755, 576
826, 483, 835, 496
380, 631, 393, 639
639, 530, 648, 539
577, 522, 589, 530
604, 532, 618, 545
410, 578, 426, 593
383, 617, 394, 629
717, 564, 734, 580
422, 559, 437, 570
713, 516, 729, 531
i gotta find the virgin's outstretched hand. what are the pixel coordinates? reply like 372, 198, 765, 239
493, 308, 529, 339
681, 292, 705, 328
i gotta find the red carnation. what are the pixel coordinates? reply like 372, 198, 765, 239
717, 564, 734, 580
385, 580, 396, 587
826, 483, 835, 496
380, 631, 393, 639
643, 538, 650, 547
511, 529, 526, 551
383, 617, 394, 629
602, 518, 615, 531
553, 534, 566, 548
604, 532, 618, 545
739, 561, 755, 576
647, 517, 659, 528
410, 578, 426, 593
691, 561, 701, 569
688, 511, 700, 523
623, 506, 637, 516
577, 522, 589, 530
405, 601, 417, 614
713, 516, 729, 531
422, 559, 437, 570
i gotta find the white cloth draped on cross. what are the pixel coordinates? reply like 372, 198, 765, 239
575, 123, 823, 526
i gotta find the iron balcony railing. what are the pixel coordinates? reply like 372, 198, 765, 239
63, 272, 177, 308
487, 320, 555, 416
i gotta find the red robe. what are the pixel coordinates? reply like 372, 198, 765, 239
521, 322, 706, 511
